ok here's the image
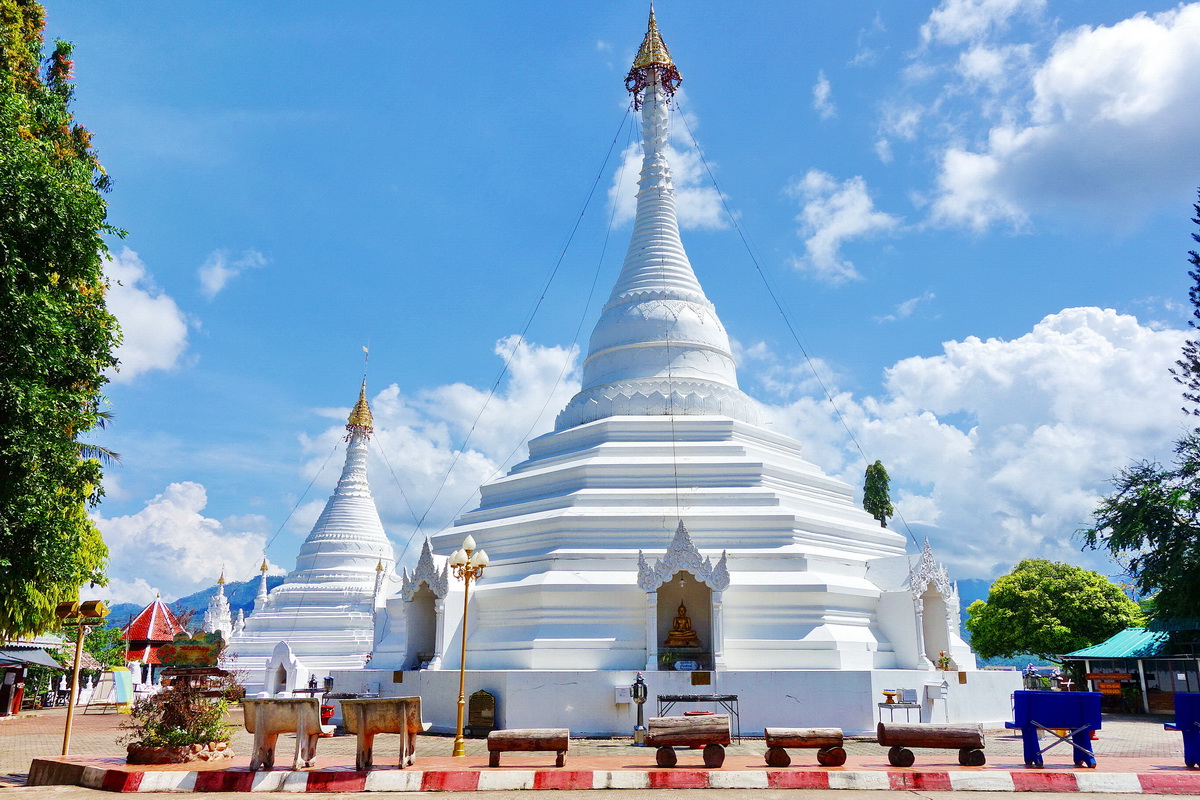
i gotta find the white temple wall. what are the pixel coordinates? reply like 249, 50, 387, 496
875, 590, 924, 670
333, 667, 1020, 736
419, 548, 949, 672
443, 581, 646, 671
430, 572, 928, 672
368, 595, 409, 671
406, 587, 438, 666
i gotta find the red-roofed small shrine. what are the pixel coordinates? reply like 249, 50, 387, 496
121, 596, 187, 682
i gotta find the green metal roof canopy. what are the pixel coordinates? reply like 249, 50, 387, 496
1063, 628, 1170, 659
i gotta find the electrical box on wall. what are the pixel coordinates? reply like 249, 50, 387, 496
614, 686, 631, 704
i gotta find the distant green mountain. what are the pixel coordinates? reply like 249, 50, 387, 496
104, 577, 285, 631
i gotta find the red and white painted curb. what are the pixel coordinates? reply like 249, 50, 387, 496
31, 761, 1200, 794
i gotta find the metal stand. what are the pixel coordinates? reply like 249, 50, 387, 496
631, 673, 647, 745
1017, 721, 1097, 768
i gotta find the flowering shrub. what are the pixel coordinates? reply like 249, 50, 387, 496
121, 682, 233, 748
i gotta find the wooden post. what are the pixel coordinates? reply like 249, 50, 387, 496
60, 624, 87, 756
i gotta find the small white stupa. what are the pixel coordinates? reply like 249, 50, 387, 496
352, 8, 1018, 735
201, 571, 232, 641
226, 381, 395, 693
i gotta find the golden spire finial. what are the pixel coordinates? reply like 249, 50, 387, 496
346, 378, 374, 433
217, 569, 226, 585
259, 558, 268, 573
625, 2, 681, 107
375, 560, 384, 572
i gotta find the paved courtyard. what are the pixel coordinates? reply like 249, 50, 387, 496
0, 705, 1188, 788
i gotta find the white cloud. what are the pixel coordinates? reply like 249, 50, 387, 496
198, 249, 266, 298
850, 12, 887, 67
91, 576, 160, 608
755, 307, 1188, 578
874, 139, 893, 164
103, 247, 190, 383
929, 4, 1200, 230
920, 0, 1046, 46
876, 291, 936, 323
812, 70, 836, 120
956, 43, 1031, 92
787, 170, 902, 284
92, 481, 279, 601
880, 104, 923, 143
609, 101, 728, 231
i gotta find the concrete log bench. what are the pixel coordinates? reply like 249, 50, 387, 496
763, 727, 846, 767
646, 714, 731, 768
877, 721, 986, 767
486, 728, 569, 767
242, 698, 323, 771
340, 697, 429, 771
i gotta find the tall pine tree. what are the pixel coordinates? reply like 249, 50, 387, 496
863, 460, 894, 528
1170, 190, 1200, 413
1082, 188, 1200, 631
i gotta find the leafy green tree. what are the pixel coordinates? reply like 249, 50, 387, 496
1080, 431, 1200, 626
862, 460, 894, 527
965, 559, 1142, 660
0, 0, 120, 639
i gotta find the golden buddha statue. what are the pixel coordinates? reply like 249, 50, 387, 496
663, 602, 701, 647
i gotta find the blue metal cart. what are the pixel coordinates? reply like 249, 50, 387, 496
1165, 692, 1200, 769
1005, 690, 1102, 768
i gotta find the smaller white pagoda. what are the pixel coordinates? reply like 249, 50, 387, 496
225, 382, 395, 694
201, 571, 232, 640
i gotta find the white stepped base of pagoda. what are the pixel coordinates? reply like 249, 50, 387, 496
425, 416, 932, 672
327, 667, 1021, 736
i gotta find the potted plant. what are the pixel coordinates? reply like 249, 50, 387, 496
122, 681, 235, 764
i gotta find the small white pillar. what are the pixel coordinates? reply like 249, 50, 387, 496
429, 597, 446, 670
1136, 659, 1150, 714
645, 591, 658, 671
711, 590, 725, 670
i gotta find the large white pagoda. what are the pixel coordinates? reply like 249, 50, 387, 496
227, 382, 394, 694
347, 9, 1018, 734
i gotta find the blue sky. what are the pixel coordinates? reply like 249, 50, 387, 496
44, 1, 1200, 603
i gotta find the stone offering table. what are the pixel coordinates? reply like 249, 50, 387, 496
340, 697, 428, 770
242, 698, 323, 771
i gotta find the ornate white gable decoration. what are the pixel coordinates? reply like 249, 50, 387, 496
402, 538, 449, 601
638, 521, 730, 591
909, 538, 952, 598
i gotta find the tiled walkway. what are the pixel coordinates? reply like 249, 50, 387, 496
2, 707, 1194, 793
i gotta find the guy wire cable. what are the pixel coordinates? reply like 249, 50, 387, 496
240, 440, 341, 586
396, 107, 635, 545
420, 109, 640, 555
675, 100, 920, 548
